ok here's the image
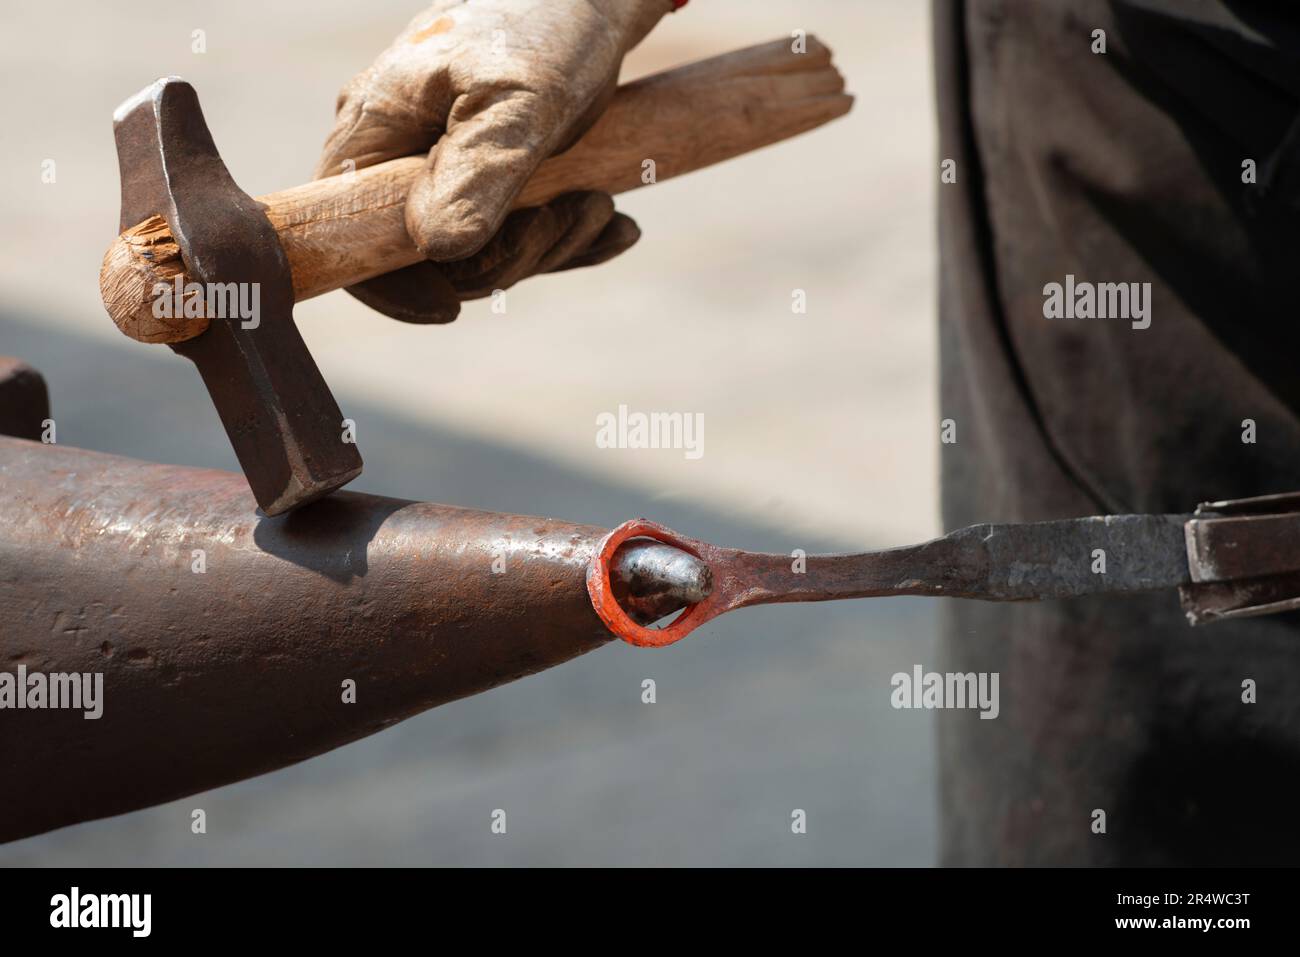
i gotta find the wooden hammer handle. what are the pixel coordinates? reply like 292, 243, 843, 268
101, 37, 851, 345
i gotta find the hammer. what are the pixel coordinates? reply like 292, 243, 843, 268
98, 38, 852, 515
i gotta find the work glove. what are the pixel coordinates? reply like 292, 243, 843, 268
314, 0, 677, 323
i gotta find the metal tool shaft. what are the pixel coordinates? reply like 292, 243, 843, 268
589, 515, 1194, 646
777, 513, 1193, 603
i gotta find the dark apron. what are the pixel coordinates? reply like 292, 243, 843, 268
935, 0, 1300, 864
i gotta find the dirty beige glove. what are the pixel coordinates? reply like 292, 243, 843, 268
316, 0, 676, 323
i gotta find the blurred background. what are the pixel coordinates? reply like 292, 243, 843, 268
0, 0, 940, 865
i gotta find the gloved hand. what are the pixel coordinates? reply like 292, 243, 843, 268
315, 0, 676, 323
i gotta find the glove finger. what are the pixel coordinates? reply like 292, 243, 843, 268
553, 75, 616, 155
404, 83, 572, 262
315, 81, 440, 179
441, 191, 616, 299
529, 192, 621, 274
343, 261, 461, 325
343, 193, 627, 321
546, 212, 641, 273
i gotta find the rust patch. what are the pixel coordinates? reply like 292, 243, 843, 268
410, 15, 454, 43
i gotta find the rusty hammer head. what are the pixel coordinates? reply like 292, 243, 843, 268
110, 77, 361, 515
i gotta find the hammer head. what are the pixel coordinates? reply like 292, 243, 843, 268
112, 77, 362, 515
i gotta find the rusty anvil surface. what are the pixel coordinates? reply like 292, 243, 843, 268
0, 430, 710, 843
